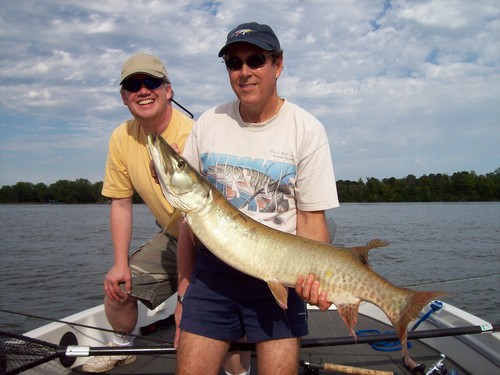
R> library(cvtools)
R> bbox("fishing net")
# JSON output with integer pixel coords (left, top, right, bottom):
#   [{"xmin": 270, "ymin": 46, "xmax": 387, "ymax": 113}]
[
  {"xmin": 0, "ymin": 332, "xmax": 59, "ymax": 375},
  {"xmin": 0, "ymin": 330, "xmax": 177, "ymax": 375}
]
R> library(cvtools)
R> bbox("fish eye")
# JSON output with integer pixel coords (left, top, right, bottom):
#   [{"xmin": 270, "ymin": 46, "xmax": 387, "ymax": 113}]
[{"xmin": 177, "ymin": 160, "xmax": 185, "ymax": 168}]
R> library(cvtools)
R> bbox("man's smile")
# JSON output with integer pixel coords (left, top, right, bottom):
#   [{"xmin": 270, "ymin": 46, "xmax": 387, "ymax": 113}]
[{"xmin": 138, "ymin": 99, "xmax": 155, "ymax": 105}]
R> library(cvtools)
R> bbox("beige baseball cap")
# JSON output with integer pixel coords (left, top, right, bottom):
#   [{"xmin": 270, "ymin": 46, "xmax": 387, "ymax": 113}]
[{"xmin": 120, "ymin": 53, "xmax": 168, "ymax": 84}]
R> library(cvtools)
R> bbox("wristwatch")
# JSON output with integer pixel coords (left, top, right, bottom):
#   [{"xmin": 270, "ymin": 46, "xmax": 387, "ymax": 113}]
[{"xmin": 177, "ymin": 294, "xmax": 184, "ymax": 304}]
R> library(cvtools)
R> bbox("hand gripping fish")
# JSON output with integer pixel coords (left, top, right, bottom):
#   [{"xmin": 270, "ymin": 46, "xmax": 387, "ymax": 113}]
[{"xmin": 147, "ymin": 134, "xmax": 444, "ymax": 370}]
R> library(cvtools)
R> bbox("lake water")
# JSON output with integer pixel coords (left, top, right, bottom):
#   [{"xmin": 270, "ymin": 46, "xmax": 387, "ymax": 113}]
[{"xmin": 0, "ymin": 202, "xmax": 499, "ymax": 334}]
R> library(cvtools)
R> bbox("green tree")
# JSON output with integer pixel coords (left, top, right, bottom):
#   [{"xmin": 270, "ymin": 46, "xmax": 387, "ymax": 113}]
[
  {"xmin": 0, "ymin": 185, "xmax": 15, "ymax": 203},
  {"xmin": 428, "ymin": 173, "xmax": 451, "ymax": 201},
  {"xmin": 13, "ymin": 182, "xmax": 36, "ymax": 203},
  {"xmin": 381, "ymin": 177, "xmax": 405, "ymax": 202},
  {"xmin": 91, "ymin": 181, "xmax": 107, "ymax": 203},
  {"xmin": 404, "ymin": 174, "xmax": 417, "ymax": 201},
  {"xmin": 365, "ymin": 177, "xmax": 382, "ymax": 202},
  {"xmin": 33, "ymin": 183, "xmax": 52, "ymax": 202},
  {"xmin": 73, "ymin": 178, "xmax": 95, "ymax": 203},
  {"xmin": 451, "ymin": 171, "xmax": 476, "ymax": 200},
  {"xmin": 491, "ymin": 168, "xmax": 500, "ymax": 200},
  {"xmin": 416, "ymin": 175, "xmax": 432, "ymax": 201},
  {"xmin": 50, "ymin": 180, "xmax": 78, "ymax": 203}
]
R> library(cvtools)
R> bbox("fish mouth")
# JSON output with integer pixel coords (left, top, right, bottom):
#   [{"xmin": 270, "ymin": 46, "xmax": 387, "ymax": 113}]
[
  {"xmin": 148, "ymin": 134, "xmax": 170, "ymax": 172},
  {"xmin": 151, "ymin": 134, "xmax": 181, "ymax": 178},
  {"xmin": 148, "ymin": 133, "xmax": 212, "ymax": 212}
]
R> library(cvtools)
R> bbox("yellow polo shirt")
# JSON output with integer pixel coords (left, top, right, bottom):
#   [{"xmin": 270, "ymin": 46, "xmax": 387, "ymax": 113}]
[{"xmin": 102, "ymin": 109, "xmax": 194, "ymax": 236}]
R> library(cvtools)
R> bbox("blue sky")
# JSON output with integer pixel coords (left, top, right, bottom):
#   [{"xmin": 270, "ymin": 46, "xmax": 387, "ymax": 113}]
[{"xmin": 0, "ymin": 0, "xmax": 499, "ymax": 186}]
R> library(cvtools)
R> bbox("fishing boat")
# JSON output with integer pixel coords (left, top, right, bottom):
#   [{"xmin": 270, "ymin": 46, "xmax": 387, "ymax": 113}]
[{"xmin": 1, "ymin": 290, "xmax": 499, "ymax": 375}]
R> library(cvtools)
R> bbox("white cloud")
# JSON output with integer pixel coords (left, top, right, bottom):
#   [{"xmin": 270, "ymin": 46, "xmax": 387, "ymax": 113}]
[{"xmin": 0, "ymin": 0, "xmax": 499, "ymax": 185}]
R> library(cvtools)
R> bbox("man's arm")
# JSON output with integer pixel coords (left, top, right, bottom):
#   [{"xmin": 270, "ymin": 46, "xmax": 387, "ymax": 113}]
[
  {"xmin": 296, "ymin": 209, "xmax": 330, "ymax": 242},
  {"xmin": 104, "ymin": 197, "xmax": 133, "ymax": 301},
  {"xmin": 174, "ymin": 218, "xmax": 195, "ymax": 347},
  {"xmin": 295, "ymin": 209, "xmax": 332, "ymax": 310},
  {"xmin": 176, "ymin": 218, "xmax": 195, "ymax": 298}
]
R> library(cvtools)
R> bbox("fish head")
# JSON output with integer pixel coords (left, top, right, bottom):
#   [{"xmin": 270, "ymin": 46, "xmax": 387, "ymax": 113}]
[{"xmin": 147, "ymin": 133, "xmax": 210, "ymax": 212}]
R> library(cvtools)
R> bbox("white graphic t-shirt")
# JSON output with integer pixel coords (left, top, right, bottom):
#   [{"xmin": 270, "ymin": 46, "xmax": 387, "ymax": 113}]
[{"xmin": 182, "ymin": 100, "xmax": 339, "ymax": 234}]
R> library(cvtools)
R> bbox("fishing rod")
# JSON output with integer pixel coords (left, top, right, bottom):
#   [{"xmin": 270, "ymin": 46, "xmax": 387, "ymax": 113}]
[
  {"xmin": 0, "ymin": 324, "xmax": 495, "ymax": 375},
  {"xmin": 0, "ymin": 309, "xmax": 171, "ymax": 345},
  {"xmin": 0, "ymin": 332, "xmax": 381, "ymax": 375},
  {"xmin": 1, "ymin": 324, "xmax": 497, "ymax": 375},
  {"xmin": 231, "ymin": 323, "xmax": 499, "ymax": 351},
  {"xmin": 1, "ymin": 323, "xmax": 497, "ymax": 358},
  {"xmin": 300, "ymin": 360, "xmax": 395, "ymax": 375},
  {"xmin": 402, "ymin": 272, "xmax": 500, "ymax": 288}
]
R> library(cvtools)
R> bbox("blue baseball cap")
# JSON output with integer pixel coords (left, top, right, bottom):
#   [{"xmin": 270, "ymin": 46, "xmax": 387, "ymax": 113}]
[{"xmin": 218, "ymin": 22, "xmax": 281, "ymax": 57}]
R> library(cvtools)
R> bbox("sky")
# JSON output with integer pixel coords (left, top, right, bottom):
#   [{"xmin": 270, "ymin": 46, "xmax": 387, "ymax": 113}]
[{"xmin": 0, "ymin": 0, "xmax": 499, "ymax": 186}]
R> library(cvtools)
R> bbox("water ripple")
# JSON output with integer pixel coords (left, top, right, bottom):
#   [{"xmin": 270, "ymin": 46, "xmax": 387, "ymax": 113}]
[{"xmin": 1, "ymin": 202, "xmax": 499, "ymax": 334}]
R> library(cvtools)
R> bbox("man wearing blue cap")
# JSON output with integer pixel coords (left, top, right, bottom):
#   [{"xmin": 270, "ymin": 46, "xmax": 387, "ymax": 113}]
[{"xmin": 176, "ymin": 22, "xmax": 339, "ymax": 374}]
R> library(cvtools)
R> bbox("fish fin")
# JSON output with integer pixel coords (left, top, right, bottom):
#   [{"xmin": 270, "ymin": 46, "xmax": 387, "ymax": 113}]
[
  {"xmin": 392, "ymin": 290, "xmax": 446, "ymax": 370},
  {"xmin": 336, "ymin": 302, "xmax": 361, "ymax": 337},
  {"xmin": 349, "ymin": 239, "xmax": 389, "ymax": 266},
  {"xmin": 267, "ymin": 281, "xmax": 289, "ymax": 310}
]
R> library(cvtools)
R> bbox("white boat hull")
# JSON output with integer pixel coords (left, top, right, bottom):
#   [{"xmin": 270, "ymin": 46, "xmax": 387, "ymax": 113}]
[
  {"xmin": 19, "ymin": 295, "xmax": 499, "ymax": 375},
  {"xmin": 23, "ymin": 295, "xmax": 177, "ymax": 371}
]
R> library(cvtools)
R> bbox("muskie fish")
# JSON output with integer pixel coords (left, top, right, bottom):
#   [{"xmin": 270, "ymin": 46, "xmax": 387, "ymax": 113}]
[{"xmin": 147, "ymin": 134, "xmax": 444, "ymax": 370}]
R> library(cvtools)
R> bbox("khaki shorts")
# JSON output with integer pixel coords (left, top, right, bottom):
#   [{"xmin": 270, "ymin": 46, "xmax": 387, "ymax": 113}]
[{"xmin": 127, "ymin": 232, "xmax": 178, "ymax": 309}]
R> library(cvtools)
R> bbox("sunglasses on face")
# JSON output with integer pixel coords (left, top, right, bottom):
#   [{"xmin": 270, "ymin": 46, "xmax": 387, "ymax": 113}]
[
  {"xmin": 122, "ymin": 77, "xmax": 165, "ymax": 92},
  {"xmin": 223, "ymin": 53, "xmax": 273, "ymax": 71}
]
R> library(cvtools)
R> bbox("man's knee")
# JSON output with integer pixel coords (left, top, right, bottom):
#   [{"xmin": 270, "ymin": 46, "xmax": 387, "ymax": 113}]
[{"xmin": 104, "ymin": 294, "xmax": 138, "ymax": 312}]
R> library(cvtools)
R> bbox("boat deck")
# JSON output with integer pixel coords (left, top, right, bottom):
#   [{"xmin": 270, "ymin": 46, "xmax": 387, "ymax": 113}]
[{"xmin": 24, "ymin": 309, "xmax": 469, "ymax": 375}]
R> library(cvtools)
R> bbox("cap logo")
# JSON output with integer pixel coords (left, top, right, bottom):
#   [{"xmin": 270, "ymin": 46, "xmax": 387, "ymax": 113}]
[{"xmin": 232, "ymin": 28, "xmax": 254, "ymax": 38}]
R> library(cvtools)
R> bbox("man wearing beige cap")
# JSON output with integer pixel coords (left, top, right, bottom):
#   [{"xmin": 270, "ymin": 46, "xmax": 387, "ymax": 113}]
[{"xmin": 82, "ymin": 52, "xmax": 194, "ymax": 373}]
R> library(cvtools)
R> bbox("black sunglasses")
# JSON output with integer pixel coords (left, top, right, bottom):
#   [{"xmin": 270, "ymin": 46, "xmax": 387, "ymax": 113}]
[
  {"xmin": 122, "ymin": 77, "xmax": 165, "ymax": 92},
  {"xmin": 223, "ymin": 53, "xmax": 272, "ymax": 71}
]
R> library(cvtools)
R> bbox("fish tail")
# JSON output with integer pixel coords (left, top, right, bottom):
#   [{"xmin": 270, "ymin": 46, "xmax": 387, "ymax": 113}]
[{"xmin": 393, "ymin": 290, "xmax": 446, "ymax": 369}]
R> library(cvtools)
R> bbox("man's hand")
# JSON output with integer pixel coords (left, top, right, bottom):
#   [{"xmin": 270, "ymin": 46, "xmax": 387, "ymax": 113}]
[
  {"xmin": 104, "ymin": 264, "xmax": 132, "ymax": 302},
  {"xmin": 295, "ymin": 274, "xmax": 331, "ymax": 311}
]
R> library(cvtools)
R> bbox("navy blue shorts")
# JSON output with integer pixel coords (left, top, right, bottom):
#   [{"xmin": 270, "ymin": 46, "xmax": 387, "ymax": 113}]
[{"xmin": 180, "ymin": 245, "xmax": 308, "ymax": 342}]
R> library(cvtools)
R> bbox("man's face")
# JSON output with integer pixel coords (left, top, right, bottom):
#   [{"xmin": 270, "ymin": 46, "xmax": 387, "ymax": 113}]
[
  {"xmin": 225, "ymin": 43, "xmax": 283, "ymax": 109},
  {"xmin": 121, "ymin": 74, "xmax": 172, "ymax": 123}
]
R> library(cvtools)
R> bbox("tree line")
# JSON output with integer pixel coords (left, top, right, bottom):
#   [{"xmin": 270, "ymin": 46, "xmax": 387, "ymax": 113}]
[
  {"xmin": 0, "ymin": 169, "xmax": 499, "ymax": 204},
  {"xmin": 337, "ymin": 169, "xmax": 499, "ymax": 202},
  {"xmin": 0, "ymin": 179, "xmax": 143, "ymax": 204}
]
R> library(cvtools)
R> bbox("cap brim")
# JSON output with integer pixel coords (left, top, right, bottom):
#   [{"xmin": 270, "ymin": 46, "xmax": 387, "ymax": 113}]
[
  {"xmin": 119, "ymin": 70, "xmax": 165, "ymax": 84},
  {"xmin": 218, "ymin": 40, "xmax": 274, "ymax": 57}
]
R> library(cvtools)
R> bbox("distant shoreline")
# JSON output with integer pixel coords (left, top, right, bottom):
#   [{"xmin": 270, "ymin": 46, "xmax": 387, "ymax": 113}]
[{"xmin": 1, "ymin": 168, "xmax": 499, "ymax": 204}]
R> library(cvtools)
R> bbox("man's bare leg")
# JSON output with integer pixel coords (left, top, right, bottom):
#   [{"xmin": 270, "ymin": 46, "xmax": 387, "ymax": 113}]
[
  {"xmin": 177, "ymin": 331, "xmax": 230, "ymax": 375},
  {"xmin": 255, "ymin": 337, "xmax": 300, "ymax": 375}
]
